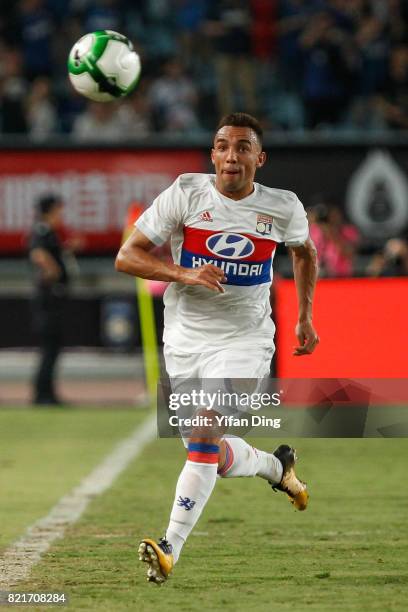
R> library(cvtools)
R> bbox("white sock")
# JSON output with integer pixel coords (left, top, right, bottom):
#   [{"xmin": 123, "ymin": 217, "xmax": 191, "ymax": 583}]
[
  {"xmin": 165, "ymin": 442, "xmax": 219, "ymax": 563},
  {"xmin": 218, "ymin": 437, "xmax": 283, "ymax": 483}
]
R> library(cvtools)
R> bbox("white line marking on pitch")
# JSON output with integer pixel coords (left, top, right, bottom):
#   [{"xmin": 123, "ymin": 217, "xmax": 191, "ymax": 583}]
[{"xmin": 0, "ymin": 415, "xmax": 156, "ymax": 588}]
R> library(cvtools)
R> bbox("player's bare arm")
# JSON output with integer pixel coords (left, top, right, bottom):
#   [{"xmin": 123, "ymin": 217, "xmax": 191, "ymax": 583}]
[
  {"xmin": 116, "ymin": 228, "xmax": 226, "ymax": 293},
  {"xmin": 290, "ymin": 238, "xmax": 319, "ymax": 356}
]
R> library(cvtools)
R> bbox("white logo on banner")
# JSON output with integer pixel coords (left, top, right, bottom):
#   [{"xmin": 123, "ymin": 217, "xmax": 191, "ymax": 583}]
[
  {"xmin": 0, "ymin": 173, "xmax": 172, "ymax": 231},
  {"xmin": 346, "ymin": 150, "xmax": 408, "ymax": 238}
]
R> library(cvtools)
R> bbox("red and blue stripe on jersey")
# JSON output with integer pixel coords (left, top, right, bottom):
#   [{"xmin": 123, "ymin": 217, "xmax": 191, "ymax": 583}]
[{"xmin": 180, "ymin": 227, "xmax": 276, "ymax": 286}]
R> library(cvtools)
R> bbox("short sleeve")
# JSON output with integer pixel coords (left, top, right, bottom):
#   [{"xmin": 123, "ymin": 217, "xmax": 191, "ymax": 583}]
[
  {"xmin": 284, "ymin": 197, "xmax": 309, "ymax": 247},
  {"xmin": 135, "ymin": 177, "xmax": 186, "ymax": 246}
]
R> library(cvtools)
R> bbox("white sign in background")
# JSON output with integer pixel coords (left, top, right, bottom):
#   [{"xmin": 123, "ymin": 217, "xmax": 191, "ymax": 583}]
[{"xmin": 0, "ymin": 172, "xmax": 172, "ymax": 232}]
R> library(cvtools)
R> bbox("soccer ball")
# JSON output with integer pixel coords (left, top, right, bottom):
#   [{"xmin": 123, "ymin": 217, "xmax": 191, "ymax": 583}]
[{"xmin": 68, "ymin": 30, "xmax": 141, "ymax": 102}]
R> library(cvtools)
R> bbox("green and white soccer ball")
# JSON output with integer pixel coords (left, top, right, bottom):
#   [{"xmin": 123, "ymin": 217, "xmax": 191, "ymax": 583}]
[{"xmin": 68, "ymin": 30, "xmax": 141, "ymax": 102}]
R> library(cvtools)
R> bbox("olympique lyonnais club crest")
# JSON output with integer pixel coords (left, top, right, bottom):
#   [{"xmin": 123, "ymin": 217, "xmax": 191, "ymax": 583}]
[{"xmin": 256, "ymin": 214, "xmax": 273, "ymax": 235}]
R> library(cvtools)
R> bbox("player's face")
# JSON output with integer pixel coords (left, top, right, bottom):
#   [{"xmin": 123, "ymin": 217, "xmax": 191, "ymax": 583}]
[
  {"xmin": 211, "ymin": 126, "xmax": 266, "ymax": 200},
  {"xmin": 48, "ymin": 204, "xmax": 64, "ymax": 229}
]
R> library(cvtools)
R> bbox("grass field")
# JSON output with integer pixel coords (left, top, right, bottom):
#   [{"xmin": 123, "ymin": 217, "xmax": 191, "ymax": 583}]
[{"xmin": 1, "ymin": 407, "xmax": 408, "ymax": 611}]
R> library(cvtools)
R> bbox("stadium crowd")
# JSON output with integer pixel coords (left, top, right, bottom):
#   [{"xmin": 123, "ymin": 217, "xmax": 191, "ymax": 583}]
[
  {"xmin": 1, "ymin": 0, "xmax": 408, "ymax": 138},
  {"xmin": 306, "ymin": 200, "xmax": 408, "ymax": 277}
]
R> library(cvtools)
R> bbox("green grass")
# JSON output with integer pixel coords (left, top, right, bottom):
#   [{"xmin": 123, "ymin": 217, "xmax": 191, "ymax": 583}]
[
  {"xmin": 2, "ymin": 419, "xmax": 406, "ymax": 612},
  {"xmin": 0, "ymin": 407, "xmax": 148, "ymax": 551}
]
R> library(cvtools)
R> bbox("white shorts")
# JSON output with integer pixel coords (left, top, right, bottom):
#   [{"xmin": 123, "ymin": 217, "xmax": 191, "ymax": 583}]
[
  {"xmin": 163, "ymin": 344, "xmax": 275, "ymax": 443},
  {"xmin": 164, "ymin": 344, "xmax": 274, "ymax": 379}
]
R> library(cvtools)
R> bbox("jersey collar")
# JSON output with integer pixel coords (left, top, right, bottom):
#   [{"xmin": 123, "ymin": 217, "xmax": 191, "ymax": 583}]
[{"xmin": 209, "ymin": 174, "xmax": 259, "ymax": 205}]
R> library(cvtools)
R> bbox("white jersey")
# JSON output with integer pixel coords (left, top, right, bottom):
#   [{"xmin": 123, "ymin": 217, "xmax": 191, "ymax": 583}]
[{"xmin": 136, "ymin": 173, "xmax": 308, "ymax": 353}]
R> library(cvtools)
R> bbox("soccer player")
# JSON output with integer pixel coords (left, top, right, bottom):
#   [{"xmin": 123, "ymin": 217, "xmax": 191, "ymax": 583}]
[{"xmin": 116, "ymin": 113, "xmax": 319, "ymax": 584}]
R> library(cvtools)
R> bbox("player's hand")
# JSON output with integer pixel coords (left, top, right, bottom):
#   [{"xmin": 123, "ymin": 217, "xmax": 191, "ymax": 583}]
[
  {"xmin": 179, "ymin": 264, "xmax": 227, "ymax": 293},
  {"xmin": 293, "ymin": 320, "xmax": 319, "ymax": 356},
  {"xmin": 41, "ymin": 263, "xmax": 61, "ymax": 283}
]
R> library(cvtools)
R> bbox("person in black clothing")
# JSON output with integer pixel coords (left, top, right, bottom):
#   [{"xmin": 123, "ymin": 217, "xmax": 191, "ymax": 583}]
[
  {"xmin": 29, "ymin": 194, "xmax": 69, "ymax": 405},
  {"xmin": 205, "ymin": 0, "xmax": 257, "ymax": 117},
  {"xmin": 376, "ymin": 44, "xmax": 408, "ymax": 129}
]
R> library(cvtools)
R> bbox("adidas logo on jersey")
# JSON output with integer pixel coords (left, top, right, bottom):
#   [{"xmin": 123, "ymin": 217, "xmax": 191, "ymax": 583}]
[{"xmin": 199, "ymin": 211, "xmax": 213, "ymax": 222}]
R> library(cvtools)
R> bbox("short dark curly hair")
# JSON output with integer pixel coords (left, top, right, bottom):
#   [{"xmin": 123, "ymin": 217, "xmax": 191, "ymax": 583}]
[
  {"xmin": 36, "ymin": 194, "xmax": 63, "ymax": 216},
  {"xmin": 216, "ymin": 112, "xmax": 263, "ymax": 146}
]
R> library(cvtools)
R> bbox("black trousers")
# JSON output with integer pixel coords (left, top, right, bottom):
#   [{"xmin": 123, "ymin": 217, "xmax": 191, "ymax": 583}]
[{"xmin": 31, "ymin": 291, "xmax": 66, "ymax": 402}]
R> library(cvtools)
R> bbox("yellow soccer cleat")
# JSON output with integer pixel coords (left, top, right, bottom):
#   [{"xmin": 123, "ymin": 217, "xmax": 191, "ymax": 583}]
[
  {"xmin": 138, "ymin": 537, "xmax": 174, "ymax": 585},
  {"xmin": 270, "ymin": 445, "xmax": 309, "ymax": 511}
]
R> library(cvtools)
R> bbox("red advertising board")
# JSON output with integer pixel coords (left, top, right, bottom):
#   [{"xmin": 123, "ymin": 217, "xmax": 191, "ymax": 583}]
[
  {"xmin": 275, "ymin": 277, "xmax": 408, "ymax": 378},
  {"xmin": 0, "ymin": 150, "xmax": 206, "ymax": 253}
]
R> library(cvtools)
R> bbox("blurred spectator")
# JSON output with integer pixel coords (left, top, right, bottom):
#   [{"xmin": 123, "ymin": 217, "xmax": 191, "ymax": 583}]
[
  {"xmin": 148, "ymin": 57, "xmax": 201, "ymax": 132},
  {"xmin": 251, "ymin": 0, "xmax": 278, "ymax": 62},
  {"xmin": 0, "ymin": 47, "xmax": 28, "ymax": 133},
  {"xmin": 354, "ymin": 5, "xmax": 388, "ymax": 96},
  {"xmin": 300, "ymin": 10, "xmax": 359, "ymax": 128},
  {"xmin": 343, "ymin": 3, "xmax": 389, "ymax": 130},
  {"xmin": 174, "ymin": 0, "xmax": 208, "ymax": 61},
  {"xmin": 376, "ymin": 44, "xmax": 408, "ymax": 129},
  {"xmin": 205, "ymin": 0, "xmax": 257, "ymax": 116},
  {"xmin": 72, "ymin": 100, "xmax": 141, "ymax": 140},
  {"xmin": 385, "ymin": 0, "xmax": 408, "ymax": 46},
  {"xmin": 140, "ymin": 0, "xmax": 177, "ymax": 59},
  {"xmin": 119, "ymin": 87, "xmax": 152, "ymax": 137},
  {"xmin": 18, "ymin": 0, "xmax": 53, "ymax": 80},
  {"xmin": 0, "ymin": 2, "xmax": 19, "ymax": 46},
  {"xmin": 26, "ymin": 76, "xmax": 58, "ymax": 139},
  {"xmin": 366, "ymin": 237, "xmax": 408, "ymax": 276},
  {"xmin": 251, "ymin": 0, "xmax": 279, "ymax": 124},
  {"xmin": 84, "ymin": 0, "xmax": 122, "ymax": 33},
  {"xmin": 309, "ymin": 201, "xmax": 360, "ymax": 277},
  {"xmin": 277, "ymin": 0, "xmax": 314, "ymax": 92}
]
